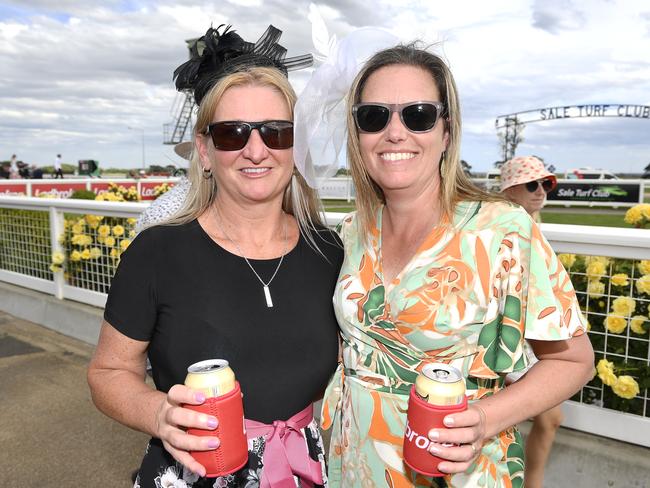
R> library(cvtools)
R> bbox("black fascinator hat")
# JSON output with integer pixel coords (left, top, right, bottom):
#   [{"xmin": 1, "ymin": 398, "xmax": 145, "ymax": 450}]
[{"xmin": 173, "ymin": 24, "xmax": 313, "ymax": 106}]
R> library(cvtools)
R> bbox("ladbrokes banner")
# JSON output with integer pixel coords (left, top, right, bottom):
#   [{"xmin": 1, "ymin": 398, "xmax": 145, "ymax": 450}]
[{"xmin": 0, "ymin": 178, "xmax": 177, "ymax": 200}]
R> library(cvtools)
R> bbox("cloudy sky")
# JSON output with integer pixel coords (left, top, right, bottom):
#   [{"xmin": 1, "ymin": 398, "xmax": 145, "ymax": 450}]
[{"xmin": 1, "ymin": 0, "xmax": 649, "ymax": 174}]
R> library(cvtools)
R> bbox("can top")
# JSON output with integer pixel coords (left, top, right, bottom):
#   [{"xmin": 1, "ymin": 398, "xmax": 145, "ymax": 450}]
[
  {"xmin": 421, "ymin": 363, "xmax": 462, "ymax": 384},
  {"xmin": 187, "ymin": 359, "xmax": 230, "ymax": 374}
]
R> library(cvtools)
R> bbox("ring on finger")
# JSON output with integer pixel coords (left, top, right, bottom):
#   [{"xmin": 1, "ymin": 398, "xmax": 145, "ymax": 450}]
[{"xmin": 469, "ymin": 443, "xmax": 477, "ymax": 456}]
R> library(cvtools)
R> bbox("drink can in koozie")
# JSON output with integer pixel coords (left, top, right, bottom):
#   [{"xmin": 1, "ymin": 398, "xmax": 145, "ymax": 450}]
[
  {"xmin": 184, "ymin": 359, "xmax": 248, "ymax": 477},
  {"xmin": 403, "ymin": 363, "xmax": 467, "ymax": 477}
]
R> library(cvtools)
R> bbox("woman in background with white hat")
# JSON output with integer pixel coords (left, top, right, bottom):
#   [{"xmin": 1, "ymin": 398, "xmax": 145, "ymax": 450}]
[{"xmin": 500, "ymin": 155, "xmax": 565, "ymax": 488}]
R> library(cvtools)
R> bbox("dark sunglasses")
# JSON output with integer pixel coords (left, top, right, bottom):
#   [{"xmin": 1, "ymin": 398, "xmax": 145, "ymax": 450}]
[
  {"xmin": 525, "ymin": 179, "xmax": 554, "ymax": 193},
  {"xmin": 352, "ymin": 101, "xmax": 445, "ymax": 133},
  {"xmin": 203, "ymin": 120, "xmax": 293, "ymax": 151}
]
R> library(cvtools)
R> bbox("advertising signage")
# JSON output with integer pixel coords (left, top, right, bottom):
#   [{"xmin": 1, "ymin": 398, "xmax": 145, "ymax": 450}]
[
  {"xmin": 0, "ymin": 178, "xmax": 178, "ymax": 201},
  {"xmin": 546, "ymin": 180, "xmax": 642, "ymax": 205}
]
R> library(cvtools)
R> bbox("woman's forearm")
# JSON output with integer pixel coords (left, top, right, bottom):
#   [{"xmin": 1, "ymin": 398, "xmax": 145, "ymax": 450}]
[
  {"xmin": 88, "ymin": 366, "xmax": 165, "ymax": 438},
  {"xmin": 478, "ymin": 335, "xmax": 594, "ymax": 438}
]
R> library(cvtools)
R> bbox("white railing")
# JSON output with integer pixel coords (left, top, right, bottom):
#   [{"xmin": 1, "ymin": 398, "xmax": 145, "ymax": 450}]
[
  {"xmin": 0, "ymin": 196, "xmax": 148, "ymax": 307},
  {"xmin": 1, "ymin": 197, "xmax": 650, "ymax": 447}
]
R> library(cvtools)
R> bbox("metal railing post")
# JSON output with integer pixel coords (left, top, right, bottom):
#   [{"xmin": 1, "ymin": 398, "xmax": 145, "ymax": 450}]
[{"xmin": 49, "ymin": 206, "xmax": 65, "ymax": 299}]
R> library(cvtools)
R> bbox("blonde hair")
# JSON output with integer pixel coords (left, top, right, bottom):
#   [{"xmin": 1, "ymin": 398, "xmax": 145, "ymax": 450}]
[
  {"xmin": 346, "ymin": 44, "xmax": 501, "ymax": 235},
  {"xmin": 166, "ymin": 67, "xmax": 325, "ymax": 245}
]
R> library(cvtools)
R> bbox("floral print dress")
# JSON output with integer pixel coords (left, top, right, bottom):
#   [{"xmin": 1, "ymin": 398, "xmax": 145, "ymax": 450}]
[
  {"xmin": 134, "ymin": 420, "xmax": 327, "ymax": 488},
  {"xmin": 321, "ymin": 201, "xmax": 586, "ymax": 488}
]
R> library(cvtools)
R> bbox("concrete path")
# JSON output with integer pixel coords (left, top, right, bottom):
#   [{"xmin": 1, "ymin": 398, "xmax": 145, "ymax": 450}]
[
  {"xmin": 1, "ymin": 298, "xmax": 649, "ymax": 488},
  {"xmin": 0, "ymin": 310, "xmax": 147, "ymax": 487}
]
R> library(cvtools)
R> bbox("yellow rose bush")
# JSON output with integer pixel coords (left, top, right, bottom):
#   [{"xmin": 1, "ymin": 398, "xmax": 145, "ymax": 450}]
[
  {"xmin": 624, "ymin": 203, "xmax": 650, "ymax": 228},
  {"xmin": 565, "ymin": 253, "xmax": 650, "ymax": 415}
]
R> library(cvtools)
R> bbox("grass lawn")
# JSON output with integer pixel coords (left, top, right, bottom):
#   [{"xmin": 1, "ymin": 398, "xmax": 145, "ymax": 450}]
[{"xmin": 540, "ymin": 211, "xmax": 632, "ymax": 228}]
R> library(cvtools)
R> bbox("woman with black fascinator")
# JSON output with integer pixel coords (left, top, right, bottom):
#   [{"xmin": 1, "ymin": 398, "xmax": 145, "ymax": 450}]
[{"xmin": 88, "ymin": 25, "xmax": 342, "ymax": 487}]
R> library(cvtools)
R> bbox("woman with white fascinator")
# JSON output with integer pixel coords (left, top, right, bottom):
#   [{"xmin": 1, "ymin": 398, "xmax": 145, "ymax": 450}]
[
  {"xmin": 88, "ymin": 24, "xmax": 342, "ymax": 488},
  {"xmin": 294, "ymin": 13, "xmax": 593, "ymax": 487}
]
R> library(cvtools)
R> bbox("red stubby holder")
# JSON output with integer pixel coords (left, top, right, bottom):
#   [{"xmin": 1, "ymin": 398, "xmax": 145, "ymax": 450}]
[
  {"xmin": 403, "ymin": 386, "xmax": 468, "ymax": 477},
  {"xmin": 184, "ymin": 381, "xmax": 248, "ymax": 477}
]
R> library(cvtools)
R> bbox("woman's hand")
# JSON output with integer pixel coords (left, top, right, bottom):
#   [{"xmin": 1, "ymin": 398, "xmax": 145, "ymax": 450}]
[
  {"xmin": 155, "ymin": 384, "xmax": 220, "ymax": 477},
  {"xmin": 426, "ymin": 403, "xmax": 487, "ymax": 474}
]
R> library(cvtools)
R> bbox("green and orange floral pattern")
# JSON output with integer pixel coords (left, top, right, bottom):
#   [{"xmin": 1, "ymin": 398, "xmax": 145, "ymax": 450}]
[{"xmin": 322, "ymin": 201, "xmax": 586, "ymax": 487}]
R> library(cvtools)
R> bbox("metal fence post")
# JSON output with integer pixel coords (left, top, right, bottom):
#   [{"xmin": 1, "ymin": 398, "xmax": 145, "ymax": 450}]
[{"xmin": 49, "ymin": 206, "xmax": 65, "ymax": 299}]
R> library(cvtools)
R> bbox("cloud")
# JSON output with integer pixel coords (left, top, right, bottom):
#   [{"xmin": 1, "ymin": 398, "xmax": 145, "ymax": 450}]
[
  {"xmin": 532, "ymin": 0, "xmax": 587, "ymax": 34},
  {"xmin": 0, "ymin": 0, "xmax": 649, "ymax": 174}
]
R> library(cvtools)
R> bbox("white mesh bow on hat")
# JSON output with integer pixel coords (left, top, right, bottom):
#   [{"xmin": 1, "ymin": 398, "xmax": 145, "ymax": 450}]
[{"xmin": 293, "ymin": 4, "xmax": 399, "ymax": 188}]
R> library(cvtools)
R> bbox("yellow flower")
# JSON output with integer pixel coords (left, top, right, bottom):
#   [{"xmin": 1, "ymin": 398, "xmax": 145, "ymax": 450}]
[
  {"xmin": 110, "ymin": 248, "xmax": 120, "ymax": 259},
  {"xmin": 71, "ymin": 223, "xmax": 84, "ymax": 235},
  {"xmin": 112, "ymin": 225, "xmax": 125, "ymax": 237},
  {"xmin": 636, "ymin": 275, "xmax": 650, "ymax": 295},
  {"xmin": 586, "ymin": 261, "xmax": 606, "ymax": 279},
  {"xmin": 584, "ymin": 255, "xmax": 610, "ymax": 267},
  {"xmin": 596, "ymin": 359, "xmax": 617, "ymax": 386},
  {"xmin": 610, "ymin": 273, "xmax": 629, "ymax": 287},
  {"xmin": 97, "ymin": 224, "xmax": 111, "ymax": 237},
  {"xmin": 71, "ymin": 234, "xmax": 93, "ymax": 246},
  {"xmin": 89, "ymin": 247, "xmax": 102, "ymax": 259},
  {"xmin": 80, "ymin": 248, "xmax": 91, "ymax": 260},
  {"xmin": 558, "ymin": 254, "xmax": 576, "ymax": 269},
  {"xmin": 129, "ymin": 230, "xmax": 136, "ymax": 238},
  {"xmin": 630, "ymin": 316, "xmax": 648, "ymax": 335},
  {"xmin": 49, "ymin": 264, "xmax": 62, "ymax": 273},
  {"xmin": 104, "ymin": 236, "xmax": 116, "ymax": 247},
  {"xmin": 624, "ymin": 205, "xmax": 643, "ymax": 225},
  {"xmin": 70, "ymin": 250, "xmax": 82, "ymax": 262},
  {"xmin": 605, "ymin": 315, "xmax": 627, "ymax": 334},
  {"xmin": 127, "ymin": 218, "xmax": 137, "ymax": 225},
  {"xmin": 120, "ymin": 239, "xmax": 131, "ymax": 251},
  {"xmin": 638, "ymin": 260, "xmax": 650, "ymax": 276},
  {"xmin": 611, "ymin": 296, "xmax": 636, "ymax": 317},
  {"xmin": 641, "ymin": 203, "xmax": 650, "ymax": 219},
  {"xmin": 85, "ymin": 214, "xmax": 102, "ymax": 228},
  {"xmin": 587, "ymin": 280, "xmax": 605, "ymax": 298},
  {"xmin": 612, "ymin": 375, "xmax": 640, "ymax": 399},
  {"xmin": 51, "ymin": 251, "xmax": 65, "ymax": 265}
]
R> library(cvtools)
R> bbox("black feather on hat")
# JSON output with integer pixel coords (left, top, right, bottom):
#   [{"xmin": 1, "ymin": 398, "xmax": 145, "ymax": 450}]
[{"xmin": 173, "ymin": 24, "xmax": 312, "ymax": 105}]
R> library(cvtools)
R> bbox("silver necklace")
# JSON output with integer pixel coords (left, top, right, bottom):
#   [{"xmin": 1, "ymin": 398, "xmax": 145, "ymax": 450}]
[{"xmin": 213, "ymin": 207, "xmax": 287, "ymax": 308}]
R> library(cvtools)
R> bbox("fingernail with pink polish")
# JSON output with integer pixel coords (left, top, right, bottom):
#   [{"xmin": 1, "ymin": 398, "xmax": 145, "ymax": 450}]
[
  {"xmin": 444, "ymin": 416, "xmax": 455, "ymax": 427},
  {"xmin": 428, "ymin": 429, "xmax": 440, "ymax": 440},
  {"xmin": 195, "ymin": 392, "xmax": 206, "ymax": 403},
  {"xmin": 207, "ymin": 417, "xmax": 218, "ymax": 429},
  {"xmin": 207, "ymin": 439, "xmax": 220, "ymax": 449}
]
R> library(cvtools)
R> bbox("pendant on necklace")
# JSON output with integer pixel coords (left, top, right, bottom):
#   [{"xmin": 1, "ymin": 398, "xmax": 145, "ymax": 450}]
[{"xmin": 263, "ymin": 285, "xmax": 273, "ymax": 308}]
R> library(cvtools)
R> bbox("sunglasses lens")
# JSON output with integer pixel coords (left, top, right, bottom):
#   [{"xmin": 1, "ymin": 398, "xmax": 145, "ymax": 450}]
[
  {"xmin": 542, "ymin": 179, "xmax": 554, "ymax": 192},
  {"xmin": 525, "ymin": 181, "xmax": 538, "ymax": 192},
  {"xmin": 260, "ymin": 121, "xmax": 294, "ymax": 149},
  {"xmin": 402, "ymin": 103, "xmax": 439, "ymax": 132},
  {"xmin": 209, "ymin": 122, "xmax": 250, "ymax": 151},
  {"xmin": 355, "ymin": 105, "xmax": 390, "ymax": 132}
]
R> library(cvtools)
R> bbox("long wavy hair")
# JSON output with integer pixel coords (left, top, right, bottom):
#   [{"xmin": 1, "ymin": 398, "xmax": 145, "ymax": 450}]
[
  {"xmin": 166, "ymin": 67, "xmax": 325, "ymax": 246},
  {"xmin": 346, "ymin": 44, "xmax": 500, "ymax": 235}
]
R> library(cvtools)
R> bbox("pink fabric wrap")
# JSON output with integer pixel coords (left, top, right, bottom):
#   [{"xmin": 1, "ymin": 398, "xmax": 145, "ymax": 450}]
[{"xmin": 245, "ymin": 404, "xmax": 324, "ymax": 488}]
